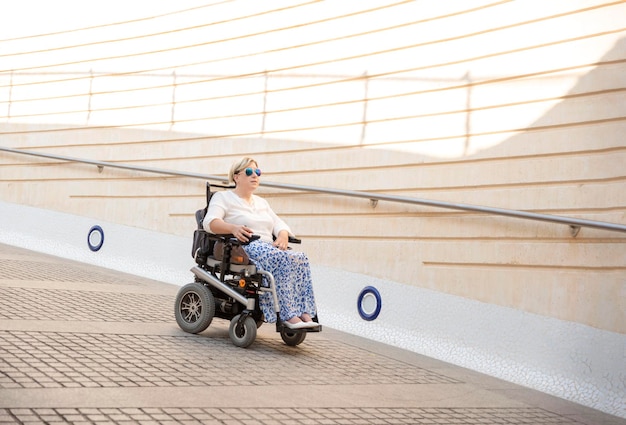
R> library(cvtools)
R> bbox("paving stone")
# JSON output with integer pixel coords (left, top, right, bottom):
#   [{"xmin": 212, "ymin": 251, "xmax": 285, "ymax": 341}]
[
  {"xmin": 0, "ymin": 287, "xmax": 172, "ymax": 322},
  {"xmin": 0, "ymin": 329, "xmax": 458, "ymax": 389}
]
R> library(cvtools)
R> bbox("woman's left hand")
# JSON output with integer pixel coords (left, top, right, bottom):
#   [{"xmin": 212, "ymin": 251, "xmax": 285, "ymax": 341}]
[{"xmin": 273, "ymin": 231, "xmax": 289, "ymax": 250}]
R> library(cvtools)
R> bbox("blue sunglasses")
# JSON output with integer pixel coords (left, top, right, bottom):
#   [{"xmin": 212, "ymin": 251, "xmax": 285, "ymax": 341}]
[{"xmin": 239, "ymin": 167, "xmax": 261, "ymax": 177}]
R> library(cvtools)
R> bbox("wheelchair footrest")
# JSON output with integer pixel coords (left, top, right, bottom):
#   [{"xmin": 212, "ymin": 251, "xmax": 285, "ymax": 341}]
[{"xmin": 276, "ymin": 322, "xmax": 322, "ymax": 333}]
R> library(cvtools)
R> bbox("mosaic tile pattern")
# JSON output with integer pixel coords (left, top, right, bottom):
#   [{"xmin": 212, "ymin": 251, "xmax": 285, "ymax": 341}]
[
  {"xmin": 0, "ymin": 331, "xmax": 459, "ymax": 389},
  {"xmin": 0, "ymin": 407, "xmax": 583, "ymax": 424}
]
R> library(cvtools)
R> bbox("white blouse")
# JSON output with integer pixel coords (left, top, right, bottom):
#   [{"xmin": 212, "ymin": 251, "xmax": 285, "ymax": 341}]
[{"xmin": 203, "ymin": 190, "xmax": 293, "ymax": 243}]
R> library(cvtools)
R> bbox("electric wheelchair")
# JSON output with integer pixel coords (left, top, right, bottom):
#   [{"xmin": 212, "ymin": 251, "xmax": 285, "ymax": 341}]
[{"xmin": 174, "ymin": 183, "xmax": 321, "ymax": 348}]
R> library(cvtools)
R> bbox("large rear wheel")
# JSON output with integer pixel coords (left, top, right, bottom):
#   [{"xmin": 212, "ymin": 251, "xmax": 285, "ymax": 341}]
[{"xmin": 175, "ymin": 283, "xmax": 215, "ymax": 334}]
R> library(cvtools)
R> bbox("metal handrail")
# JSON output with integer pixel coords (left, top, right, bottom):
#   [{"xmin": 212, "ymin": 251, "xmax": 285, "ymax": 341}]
[{"xmin": 2, "ymin": 145, "xmax": 625, "ymax": 234}]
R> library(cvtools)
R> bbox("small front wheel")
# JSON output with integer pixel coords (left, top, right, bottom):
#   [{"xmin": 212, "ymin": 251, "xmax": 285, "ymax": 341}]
[
  {"xmin": 280, "ymin": 329, "xmax": 307, "ymax": 346},
  {"xmin": 229, "ymin": 314, "xmax": 257, "ymax": 348},
  {"xmin": 175, "ymin": 283, "xmax": 215, "ymax": 334}
]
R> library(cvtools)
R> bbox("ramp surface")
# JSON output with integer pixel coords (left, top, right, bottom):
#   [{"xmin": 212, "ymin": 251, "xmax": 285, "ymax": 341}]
[{"xmin": 0, "ymin": 244, "xmax": 623, "ymax": 424}]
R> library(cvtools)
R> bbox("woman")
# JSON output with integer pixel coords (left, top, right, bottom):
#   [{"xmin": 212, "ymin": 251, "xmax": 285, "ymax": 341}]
[{"xmin": 203, "ymin": 157, "xmax": 318, "ymax": 329}]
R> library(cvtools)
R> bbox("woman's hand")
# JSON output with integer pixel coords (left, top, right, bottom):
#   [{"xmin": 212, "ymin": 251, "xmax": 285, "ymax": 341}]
[
  {"xmin": 209, "ymin": 219, "xmax": 253, "ymax": 242},
  {"xmin": 273, "ymin": 230, "xmax": 289, "ymax": 250},
  {"xmin": 234, "ymin": 224, "xmax": 253, "ymax": 242}
]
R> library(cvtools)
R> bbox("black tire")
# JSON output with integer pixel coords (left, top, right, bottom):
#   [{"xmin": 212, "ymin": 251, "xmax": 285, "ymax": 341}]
[
  {"xmin": 175, "ymin": 283, "xmax": 215, "ymax": 334},
  {"xmin": 280, "ymin": 328, "xmax": 307, "ymax": 346},
  {"xmin": 229, "ymin": 314, "xmax": 257, "ymax": 348}
]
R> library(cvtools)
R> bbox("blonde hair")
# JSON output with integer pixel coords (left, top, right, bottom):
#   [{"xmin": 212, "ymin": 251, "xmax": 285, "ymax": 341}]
[{"xmin": 229, "ymin": 157, "xmax": 258, "ymax": 184}]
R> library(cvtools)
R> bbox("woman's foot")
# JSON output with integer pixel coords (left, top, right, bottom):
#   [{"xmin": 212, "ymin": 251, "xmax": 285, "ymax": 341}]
[
  {"xmin": 299, "ymin": 313, "xmax": 319, "ymax": 328},
  {"xmin": 283, "ymin": 317, "xmax": 310, "ymax": 329}
]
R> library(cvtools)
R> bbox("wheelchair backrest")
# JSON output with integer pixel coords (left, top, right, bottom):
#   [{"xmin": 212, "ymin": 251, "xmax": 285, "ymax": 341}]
[
  {"xmin": 195, "ymin": 182, "xmax": 214, "ymax": 229},
  {"xmin": 191, "ymin": 182, "xmax": 215, "ymax": 262}
]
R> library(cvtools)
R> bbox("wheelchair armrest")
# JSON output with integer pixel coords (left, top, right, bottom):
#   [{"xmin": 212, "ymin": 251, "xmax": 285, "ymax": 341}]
[
  {"xmin": 213, "ymin": 233, "xmax": 260, "ymax": 245},
  {"xmin": 273, "ymin": 234, "xmax": 302, "ymax": 244}
]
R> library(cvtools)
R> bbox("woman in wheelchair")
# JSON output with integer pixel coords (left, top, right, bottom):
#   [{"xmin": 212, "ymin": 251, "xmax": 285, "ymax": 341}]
[{"xmin": 203, "ymin": 157, "xmax": 319, "ymax": 330}]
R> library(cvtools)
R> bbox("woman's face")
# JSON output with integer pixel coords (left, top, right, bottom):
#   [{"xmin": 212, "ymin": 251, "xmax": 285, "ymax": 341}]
[{"xmin": 234, "ymin": 162, "xmax": 260, "ymax": 191}]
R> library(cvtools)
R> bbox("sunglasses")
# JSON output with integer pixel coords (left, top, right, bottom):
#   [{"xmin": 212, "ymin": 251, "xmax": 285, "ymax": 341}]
[{"xmin": 238, "ymin": 167, "xmax": 262, "ymax": 177}]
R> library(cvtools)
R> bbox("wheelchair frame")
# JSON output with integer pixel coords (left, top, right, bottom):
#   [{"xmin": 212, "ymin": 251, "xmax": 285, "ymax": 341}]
[{"xmin": 174, "ymin": 182, "xmax": 321, "ymax": 348}]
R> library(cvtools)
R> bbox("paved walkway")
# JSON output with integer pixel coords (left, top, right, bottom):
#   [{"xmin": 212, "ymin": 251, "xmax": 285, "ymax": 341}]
[{"xmin": 0, "ymin": 243, "xmax": 623, "ymax": 425}]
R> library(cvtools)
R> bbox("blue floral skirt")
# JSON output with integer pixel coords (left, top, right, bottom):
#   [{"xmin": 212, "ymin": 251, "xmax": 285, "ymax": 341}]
[{"xmin": 243, "ymin": 240, "xmax": 317, "ymax": 323}]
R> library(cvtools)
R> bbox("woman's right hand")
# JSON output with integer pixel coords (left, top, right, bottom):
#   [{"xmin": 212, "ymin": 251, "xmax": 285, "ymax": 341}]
[
  {"xmin": 233, "ymin": 224, "xmax": 253, "ymax": 242},
  {"xmin": 209, "ymin": 219, "xmax": 253, "ymax": 242}
]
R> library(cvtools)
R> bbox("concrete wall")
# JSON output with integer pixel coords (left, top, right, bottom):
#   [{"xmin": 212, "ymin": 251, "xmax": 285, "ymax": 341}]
[{"xmin": 1, "ymin": 0, "xmax": 625, "ymax": 417}]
